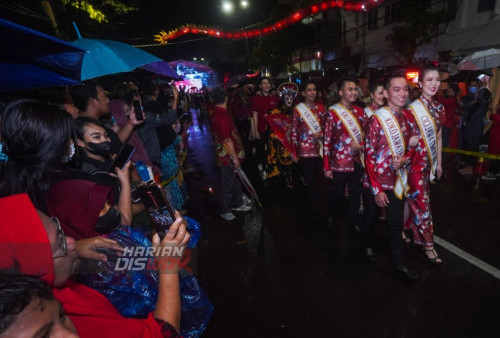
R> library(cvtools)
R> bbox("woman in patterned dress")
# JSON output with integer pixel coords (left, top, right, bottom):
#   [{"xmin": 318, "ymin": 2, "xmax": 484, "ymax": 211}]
[{"xmin": 405, "ymin": 65, "xmax": 444, "ymax": 264}]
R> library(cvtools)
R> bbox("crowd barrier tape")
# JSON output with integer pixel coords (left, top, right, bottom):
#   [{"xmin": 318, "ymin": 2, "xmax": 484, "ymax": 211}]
[{"xmin": 442, "ymin": 147, "xmax": 500, "ymax": 160}]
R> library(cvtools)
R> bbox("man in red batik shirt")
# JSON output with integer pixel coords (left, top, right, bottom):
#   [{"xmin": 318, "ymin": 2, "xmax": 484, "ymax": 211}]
[
  {"xmin": 324, "ymin": 78, "xmax": 365, "ymax": 233},
  {"xmin": 291, "ymin": 81, "xmax": 325, "ymax": 208},
  {"xmin": 250, "ymin": 77, "xmax": 279, "ymax": 178},
  {"xmin": 362, "ymin": 71, "xmax": 419, "ymax": 280},
  {"xmin": 210, "ymin": 88, "xmax": 251, "ymax": 221}
]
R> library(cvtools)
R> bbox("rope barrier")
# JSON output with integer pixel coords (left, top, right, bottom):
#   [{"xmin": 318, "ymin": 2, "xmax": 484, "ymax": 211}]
[{"xmin": 442, "ymin": 147, "xmax": 500, "ymax": 160}]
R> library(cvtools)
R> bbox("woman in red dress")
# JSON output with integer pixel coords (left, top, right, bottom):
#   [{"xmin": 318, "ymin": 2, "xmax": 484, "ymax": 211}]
[{"xmin": 405, "ymin": 65, "xmax": 445, "ymax": 264}]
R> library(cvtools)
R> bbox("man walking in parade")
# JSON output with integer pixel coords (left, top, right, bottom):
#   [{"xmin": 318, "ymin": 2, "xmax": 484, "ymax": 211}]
[
  {"xmin": 324, "ymin": 78, "xmax": 365, "ymax": 232},
  {"xmin": 362, "ymin": 71, "xmax": 419, "ymax": 280}
]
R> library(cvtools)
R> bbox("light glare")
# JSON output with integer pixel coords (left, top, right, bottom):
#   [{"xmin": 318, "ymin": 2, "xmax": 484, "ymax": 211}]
[{"xmin": 222, "ymin": 1, "xmax": 233, "ymax": 13}]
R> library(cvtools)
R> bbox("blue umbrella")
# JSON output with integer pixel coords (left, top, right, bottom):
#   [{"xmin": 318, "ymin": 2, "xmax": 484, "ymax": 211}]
[
  {"xmin": 71, "ymin": 38, "xmax": 161, "ymax": 81},
  {"xmin": 0, "ymin": 64, "xmax": 79, "ymax": 92},
  {"xmin": 139, "ymin": 60, "xmax": 182, "ymax": 79},
  {"xmin": 0, "ymin": 18, "xmax": 85, "ymax": 92}
]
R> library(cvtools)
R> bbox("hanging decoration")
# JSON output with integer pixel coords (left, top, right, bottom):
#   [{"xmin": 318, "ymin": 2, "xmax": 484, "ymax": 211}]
[{"xmin": 154, "ymin": 0, "xmax": 385, "ymax": 45}]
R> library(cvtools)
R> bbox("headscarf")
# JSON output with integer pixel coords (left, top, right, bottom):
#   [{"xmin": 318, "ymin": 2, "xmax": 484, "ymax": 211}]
[
  {"xmin": 0, "ymin": 193, "xmax": 54, "ymax": 285},
  {"xmin": 46, "ymin": 179, "xmax": 114, "ymax": 240}
]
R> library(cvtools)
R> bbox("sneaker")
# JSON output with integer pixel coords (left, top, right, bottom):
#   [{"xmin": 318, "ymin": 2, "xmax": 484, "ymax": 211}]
[
  {"xmin": 481, "ymin": 173, "xmax": 497, "ymax": 181},
  {"xmin": 221, "ymin": 212, "xmax": 236, "ymax": 221},
  {"xmin": 232, "ymin": 204, "xmax": 251, "ymax": 212}
]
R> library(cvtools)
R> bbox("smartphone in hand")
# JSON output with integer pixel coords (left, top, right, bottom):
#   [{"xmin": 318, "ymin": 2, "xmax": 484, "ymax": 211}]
[
  {"xmin": 108, "ymin": 144, "xmax": 135, "ymax": 172},
  {"xmin": 133, "ymin": 100, "xmax": 144, "ymax": 121}
]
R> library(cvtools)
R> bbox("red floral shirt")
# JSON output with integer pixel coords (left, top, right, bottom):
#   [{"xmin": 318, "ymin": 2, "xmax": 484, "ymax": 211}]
[
  {"xmin": 291, "ymin": 102, "xmax": 326, "ymax": 158},
  {"xmin": 210, "ymin": 106, "xmax": 245, "ymax": 167},
  {"xmin": 363, "ymin": 106, "xmax": 417, "ymax": 195},
  {"xmin": 323, "ymin": 104, "xmax": 365, "ymax": 172}
]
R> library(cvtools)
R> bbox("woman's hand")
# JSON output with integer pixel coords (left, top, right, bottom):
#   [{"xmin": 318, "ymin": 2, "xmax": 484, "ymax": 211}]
[
  {"xmin": 436, "ymin": 165, "xmax": 443, "ymax": 179},
  {"xmin": 114, "ymin": 161, "xmax": 131, "ymax": 185},
  {"xmin": 75, "ymin": 236, "xmax": 124, "ymax": 262}
]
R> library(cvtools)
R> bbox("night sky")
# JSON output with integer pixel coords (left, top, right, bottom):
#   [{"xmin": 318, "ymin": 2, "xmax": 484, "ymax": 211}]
[{"xmin": 0, "ymin": 0, "xmax": 280, "ymax": 62}]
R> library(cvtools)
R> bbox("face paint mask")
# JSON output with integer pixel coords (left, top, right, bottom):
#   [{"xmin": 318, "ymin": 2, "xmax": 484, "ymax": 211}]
[
  {"xmin": 86, "ymin": 141, "xmax": 112, "ymax": 158},
  {"xmin": 95, "ymin": 207, "xmax": 121, "ymax": 233},
  {"xmin": 61, "ymin": 142, "xmax": 75, "ymax": 163},
  {"xmin": 468, "ymin": 86, "xmax": 478, "ymax": 94}
]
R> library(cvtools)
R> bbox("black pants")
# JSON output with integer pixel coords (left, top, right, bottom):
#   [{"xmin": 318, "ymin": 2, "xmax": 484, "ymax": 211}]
[
  {"xmin": 362, "ymin": 188, "xmax": 405, "ymax": 268},
  {"xmin": 235, "ymin": 119, "xmax": 250, "ymax": 146},
  {"xmin": 219, "ymin": 165, "xmax": 243, "ymax": 214},
  {"xmin": 255, "ymin": 131, "xmax": 268, "ymax": 167},
  {"xmin": 330, "ymin": 162, "xmax": 364, "ymax": 227},
  {"xmin": 299, "ymin": 157, "xmax": 322, "ymax": 206}
]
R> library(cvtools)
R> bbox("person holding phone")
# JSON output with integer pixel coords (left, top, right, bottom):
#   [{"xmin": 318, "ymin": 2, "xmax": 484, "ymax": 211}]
[{"xmin": 72, "ymin": 117, "xmax": 133, "ymax": 226}]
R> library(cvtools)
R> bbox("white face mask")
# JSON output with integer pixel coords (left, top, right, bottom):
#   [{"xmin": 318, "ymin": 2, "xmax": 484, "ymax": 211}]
[{"xmin": 61, "ymin": 142, "xmax": 75, "ymax": 163}]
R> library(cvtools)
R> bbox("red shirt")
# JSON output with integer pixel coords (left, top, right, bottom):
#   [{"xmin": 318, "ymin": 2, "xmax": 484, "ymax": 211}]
[
  {"xmin": 323, "ymin": 104, "xmax": 365, "ymax": 172},
  {"xmin": 210, "ymin": 106, "xmax": 245, "ymax": 167},
  {"xmin": 251, "ymin": 93, "xmax": 279, "ymax": 133},
  {"xmin": 437, "ymin": 95, "xmax": 457, "ymax": 128},
  {"xmin": 291, "ymin": 102, "xmax": 326, "ymax": 158},
  {"xmin": 363, "ymin": 107, "xmax": 417, "ymax": 195}
]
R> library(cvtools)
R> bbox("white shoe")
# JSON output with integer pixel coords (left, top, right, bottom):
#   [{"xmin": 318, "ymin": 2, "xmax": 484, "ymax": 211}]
[
  {"xmin": 232, "ymin": 204, "xmax": 251, "ymax": 212},
  {"xmin": 221, "ymin": 212, "xmax": 236, "ymax": 221}
]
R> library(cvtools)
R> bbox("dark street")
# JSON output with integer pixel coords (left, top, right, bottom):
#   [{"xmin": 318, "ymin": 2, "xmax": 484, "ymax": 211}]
[{"xmin": 185, "ymin": 111, "xmax": 500, "ymax": 338}]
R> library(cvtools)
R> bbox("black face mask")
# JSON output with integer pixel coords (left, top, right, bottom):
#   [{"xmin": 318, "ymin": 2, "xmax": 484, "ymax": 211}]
[
  {"xmin": 86, "ymin": 141, "xmax": 112, "ymax": 158},
  {"xmin": 95, "ymin": 207, "xmax": 121, "ymax": 233}
]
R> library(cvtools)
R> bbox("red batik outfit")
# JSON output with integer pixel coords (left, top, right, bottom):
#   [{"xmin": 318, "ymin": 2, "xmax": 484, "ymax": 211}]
[
  {"xmin": 291, "ymin": 102, "xmax": 325, "ymax": 158},
  {"xmin": 363, "ymin": 107, "xmax": 416, "ymax": 194},
  {"xmin": 405, "ymin": 97, "xmax": 445, "ymax": 248},
  {"xmin": 291, "ymin": 102, "xmax": 325, "ymax": 206},
  {"xmin": 324, "ymin": 104, "xmax": 365, "ymax": 228},
  {"xmin": 323, "ymin": 104, "xmax": 365, "ymax": 172}
]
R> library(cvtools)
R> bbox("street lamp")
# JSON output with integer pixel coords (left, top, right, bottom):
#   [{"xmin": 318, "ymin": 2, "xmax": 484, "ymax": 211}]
[
  {"xmin": 241, "ymin": 0, "xmax": 249, "ymax": 8},
  {"xmin": 222, "ymin": 1, "xmax": 233, "ymax": 13}
]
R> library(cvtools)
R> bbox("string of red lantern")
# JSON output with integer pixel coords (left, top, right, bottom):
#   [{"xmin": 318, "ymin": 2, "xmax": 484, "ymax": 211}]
[{"xmin": 154, "ymin": 0, "xmax": 385, "ymax": 44}]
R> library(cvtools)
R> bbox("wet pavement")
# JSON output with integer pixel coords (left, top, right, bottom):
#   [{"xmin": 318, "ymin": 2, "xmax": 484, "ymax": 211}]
[{"xmin": 183, "ymin": 110, "xmax": 500, "ymax": 337}]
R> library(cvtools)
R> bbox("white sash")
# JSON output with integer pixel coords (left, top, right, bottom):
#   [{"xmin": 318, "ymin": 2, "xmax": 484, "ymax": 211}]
[
  {"xmin": 295, "ymin": 103, "xmax": 323, "ymax": 157},
  {"xmin": 374, "ymin": 107, "xmax": 408, "ymax": 199},
  {"xmin": 364, "ymin": 106, "xmax": 375, "ymax": 118},
  {"xmin": 408, "ymin": 99, "xmax": 438, "ymax": 181},
  {"xmin": 330, "ymin": 104, "xmax": 364, "ymax": 167}
]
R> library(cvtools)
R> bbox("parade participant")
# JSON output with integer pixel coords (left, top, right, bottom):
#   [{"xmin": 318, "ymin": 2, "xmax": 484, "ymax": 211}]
[
  {"xmin": 250, "ymin": 77, "xmax": 279, "ymax": 179},
  {"xmin": 364, "ymin": 82, "xmax": 385, "ymax": 118},
  {"xmin": 291, "ymin": 81, "xmax": 325, "ymax": 208},
  {"xmin": 362, "ymin": 71, "xmax": 419, "ymax": 280},
  {"xmin": 210, "ymin": 88, "xmax": 250, "ymax": 221},
  {"xmin": 364, "ymin": 82, "xmax": 387, "ymax": 221},
  {"xmin": 405, "ymin": 65, "xmax": 445, "ymax": 264},
  {"xmin": 324, "ymin": 78, "xmax": 365, "ymax": 231},
  {"xmin": 265, "ymin": 82, "xmax": 298, "ymax": 187}
]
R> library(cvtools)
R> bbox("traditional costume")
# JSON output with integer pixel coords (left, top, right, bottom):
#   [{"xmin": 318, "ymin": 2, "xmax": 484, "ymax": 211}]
[
  {"xmin": 265, "ymin": 82, "xmax": 298, "ymax": 187},
  {"xmin": 324, "ymin": 103, "xmax": 365, "ymax": 228},
  {"xmin": 362, "ymin": 106, "xmax": 416, "ymax": 267},
  {"xmin": 405, "ymin": 96, "xmax": 444, "ymax": 247},
  {"xmin": 291, "ymin": 101, "xmax": 325, "ymax": 205}
]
